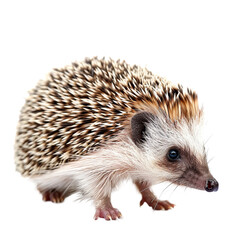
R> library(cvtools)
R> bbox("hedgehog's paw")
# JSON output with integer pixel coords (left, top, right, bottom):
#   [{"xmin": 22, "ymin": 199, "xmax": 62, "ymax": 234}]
[
  {"xmin": 94, "ymin": 197, "xmax": 122, "ymax": 220},
  {"xmin": 41, "ymin": 189, "xmax": 65, "ymax": 203},
  {"xmin": 94, "ymin": 207, "xmax": 122, "ymax": 220},
  {"xmin": 140, "ymin": 197, "xmax": 175, "ymax": 210}
]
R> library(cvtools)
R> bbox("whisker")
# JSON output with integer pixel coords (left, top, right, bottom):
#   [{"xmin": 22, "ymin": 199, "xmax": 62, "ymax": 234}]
[
  {"xmin": 153, "ymin": 196, "xmax": 159, "ymax": 211},
  {"xmin": 204, "ymin": 135, "xmax": 213, "ymax": 145},
  {"xmin": 169, "ymin": 184, "xmax": 180, "ymax": 198},
  {"xmin": 207, "ymin": 157, "xmax": 214, "ymax": 164},
  {"xmin": 140, "ymin": 186, "xmax": 151, "ymax": 193},
  {"xmin": 159, "ymin": 182, "xmax": 174, "ymax": 199},
  {"xmin": 140, "ymin": 180, "xmax": 166, "ymax": 193},
  {"xmin": 154, "ymin": 179, "xmax": 179, "ymax": 210}
]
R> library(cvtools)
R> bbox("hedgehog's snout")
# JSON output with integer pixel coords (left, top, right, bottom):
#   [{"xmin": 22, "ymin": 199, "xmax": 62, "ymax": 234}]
[
  {"xmin": 205, "ymin": 179, "xmax": 219, "ymax": 192},
  {"xmin": 178, "ymin": 168, "xmax": 218, "ymax": 192}
]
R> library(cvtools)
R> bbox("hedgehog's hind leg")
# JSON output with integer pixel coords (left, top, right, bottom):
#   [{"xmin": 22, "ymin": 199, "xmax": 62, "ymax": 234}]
[
  {"xmin": 34, "ymin": 175, "xmax": 78, "ymax": 203},
  {"xmin": 38, "ymin": 185, "xmax": 76, "ymax": 203},
  {"xmin": 39, "ymin": 188, "xmax": 65, "ymax": 203}
]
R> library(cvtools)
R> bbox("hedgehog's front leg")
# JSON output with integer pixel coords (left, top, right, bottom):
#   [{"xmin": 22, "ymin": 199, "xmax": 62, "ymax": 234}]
[
  {"xmin": 135, "ymin": 180, "xmax": 175, "ymax": 211},
  {"xmin": 94, "ymin": 197, "xmax": 122, "ymax": 220},
  {"xmin": 81, "ymin": 163, "xmax": 123, "ymax": 220}
]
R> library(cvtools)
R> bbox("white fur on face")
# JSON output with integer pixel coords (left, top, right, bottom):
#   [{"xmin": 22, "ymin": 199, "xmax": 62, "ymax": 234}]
[{"xmin": 142, "ymin": 111, "xmax": 206, "ymax": 170}]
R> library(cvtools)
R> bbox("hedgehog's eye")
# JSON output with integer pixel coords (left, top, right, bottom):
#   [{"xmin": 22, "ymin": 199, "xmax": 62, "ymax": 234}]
[{"xmin": 167, "ymin": 149, "xmax": 180, "ymax": 162}]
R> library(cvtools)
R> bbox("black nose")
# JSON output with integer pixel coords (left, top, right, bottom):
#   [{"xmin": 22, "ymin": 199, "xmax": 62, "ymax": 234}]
[{"xmin": 205, "ymin": 179, "xmax": 219, "ymax": 192}]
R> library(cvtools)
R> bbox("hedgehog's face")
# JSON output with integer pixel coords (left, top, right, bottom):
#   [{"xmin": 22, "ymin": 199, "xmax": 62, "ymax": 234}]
[{"xmin": 131, "ymin": 111, "xmax": 218, "ymax": 192}]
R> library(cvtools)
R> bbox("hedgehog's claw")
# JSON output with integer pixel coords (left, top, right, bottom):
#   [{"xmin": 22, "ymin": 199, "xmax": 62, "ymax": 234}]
[
  {"xmin": 94, "ymin": 198, "xmax": 122, "ymax": 220},
  {"xmin": 140, "ymin": 196, "xmax": 175, "ymax": 210},
  {"xmin": 94, "ymin": 207, "xmax": 122, "ymax": 220},
  {"xmin": 41, "ymin": 189, "xmax": 65, "ymax": 203}
]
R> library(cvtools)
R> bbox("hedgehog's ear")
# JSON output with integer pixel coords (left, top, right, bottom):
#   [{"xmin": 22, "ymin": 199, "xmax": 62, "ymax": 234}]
[{"xmin": 131, "ymin": 111, "xmax": 154, "ymax": 147}]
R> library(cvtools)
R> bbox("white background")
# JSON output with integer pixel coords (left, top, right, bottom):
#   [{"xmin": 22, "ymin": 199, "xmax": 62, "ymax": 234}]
[{"xmin": 1, "ymin": 0, "xmax": 240, "ymax": 239}]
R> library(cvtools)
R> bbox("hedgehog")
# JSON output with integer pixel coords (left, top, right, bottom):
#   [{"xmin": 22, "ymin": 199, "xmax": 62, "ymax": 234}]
[{"xmin": 15, "ymin": 57, "xmax": 218, "ymax": 220}]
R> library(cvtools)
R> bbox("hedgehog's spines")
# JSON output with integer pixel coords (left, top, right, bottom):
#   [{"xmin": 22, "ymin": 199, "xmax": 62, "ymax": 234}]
[{"xmin": 15, "ymin": 57, "xmax": 201, "ymax": 176}]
